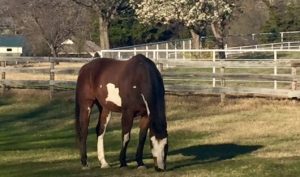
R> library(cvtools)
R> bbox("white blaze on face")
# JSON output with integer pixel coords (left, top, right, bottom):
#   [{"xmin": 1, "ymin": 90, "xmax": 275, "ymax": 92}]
[
  {"xmin": 105, "ymin": 83, "xmax": 122, "ymax": 107},
  {"xmin": 141, "ymin": 94, "xmax": 150, "ymax": 116},
  {"xmin": 123, "ymin": 133, "xmax": 130, "ymax": 147},
  {"xmin": 97, "ymin": 112, "xmax": 111, "ymax": 168},
  {"xmin": 150, "ymin": 136, "xmax": 167, "ymax": 170}
]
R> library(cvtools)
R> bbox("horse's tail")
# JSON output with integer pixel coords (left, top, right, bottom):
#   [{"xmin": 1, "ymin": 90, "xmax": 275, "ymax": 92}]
[
  {"xmin": 139, "ymin": 55, "xmax": 168, "ymax": 139},
  {"xmin": 150, "ymin": 67, "xmax": 168, "ymax": 139}
]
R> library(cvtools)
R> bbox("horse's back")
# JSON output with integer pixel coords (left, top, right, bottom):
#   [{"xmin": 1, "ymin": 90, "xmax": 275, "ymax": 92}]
[{"xmin": 76, "ymin": 55, "xmax": 165, "ymax": 117}]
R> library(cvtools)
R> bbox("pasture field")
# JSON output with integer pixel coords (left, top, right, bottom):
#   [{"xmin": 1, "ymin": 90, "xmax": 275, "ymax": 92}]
[{"xmin": 1, "ymin": 90, "xmax": 300, "ymax": 177}]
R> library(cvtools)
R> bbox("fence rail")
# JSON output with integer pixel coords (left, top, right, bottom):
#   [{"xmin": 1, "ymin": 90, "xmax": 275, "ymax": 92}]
[
  {"xmin": 100, "ymin": 48, "xmax": 300, "ymax": 60},
  {"xmin": 0, "ymin": 49, "xmax": 300, "ymax": 100}
]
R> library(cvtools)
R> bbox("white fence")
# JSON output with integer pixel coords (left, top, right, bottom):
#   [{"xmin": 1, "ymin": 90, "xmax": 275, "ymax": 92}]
[
  {"xmin": 111, "ymin": 30, "xmax": 300, "ymax": 56},
  {"xmin": 1, "ymin": 49, "xmax": 300, "ymax": 100},
  {"xmin": 113, "ymin": 38, "xmax": 192, "ymax": 51},
  {"xmin": 226, "ymin": 41, "xmax": 300, "ymax": 56},
  {"xmin": 99, "ymin": 48, "xmax": 300, "ymax": 61}
]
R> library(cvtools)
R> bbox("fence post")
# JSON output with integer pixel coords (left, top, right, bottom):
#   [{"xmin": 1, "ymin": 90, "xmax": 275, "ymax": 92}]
[
  {"xmin": 153, "ymin": 51, "xmax": 156, "ymax": 61},
  {"xmin": 291, "ymin": 66, "xmax": 297, "ymax": 91},
  {"xmin": 156, "ymin": 44, "xmax": 159, "ymax": 60},
  {"xmin": 291, "ymin": 63, "xmax": 298, "ymax": 103},
  {"xmin": 212, "ymin": 50, "xmax": 216, "ymax": 87},
  {"xmin": 220, "ymin": 66, "xmax": 226, "ymax": 104},
  {"xmin": 49, "ymin": 58, "xmax": 55, "ymax": 100},
  {"xmin": 118, "ymin": 51, "xmax": 121, "ymax": 59},
  {"xmin": 146, "ymin": 46, "xmax": 149, "ymax": 58},
  {"xmin": 274, "ymin": 50, "xmax": 278, "ymax": 90},
  {"xmin": 99, "ymin": 51, "xmax": 103, "ymax": 58},
  {"xmin": 183, "ymin": 40, "xmax": 186, "ymax": 60},
  {"xmin": 224, "ymin": 44, "xmax": 228, "ymax": 59},
  {"xmin": 0, "ymin": 60, "xmax": 6, "ymax": 95},
  {"xmin": 175, "ymin": 44, "xmax": 178, "ymax": 60},
  {"xmin": 165, "ymin": 43, "xmax": 168, "ymax": 59}
]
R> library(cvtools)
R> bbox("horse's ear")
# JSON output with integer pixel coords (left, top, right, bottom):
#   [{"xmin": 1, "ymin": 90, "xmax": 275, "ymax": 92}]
[{"xmin": 93, "ymin": 52, "xmax": 100, "ymax": 58}]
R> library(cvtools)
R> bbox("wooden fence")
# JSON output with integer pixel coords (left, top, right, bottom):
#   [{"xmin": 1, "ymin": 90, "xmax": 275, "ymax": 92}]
[{"xmin": 1, "ymin": 49, "xmax": 300, "ymax": 100}]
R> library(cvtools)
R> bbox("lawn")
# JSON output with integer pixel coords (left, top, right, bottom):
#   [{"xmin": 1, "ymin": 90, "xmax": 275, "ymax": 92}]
[{"xmin": 1, "ymin": 90, "xmax": 300, "ymax": 177}]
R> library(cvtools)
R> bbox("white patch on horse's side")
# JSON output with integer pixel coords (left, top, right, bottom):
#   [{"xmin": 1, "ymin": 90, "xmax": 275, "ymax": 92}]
[
  {"xmin": 141, "ymin": 94, "xmax": 150, "ymax": 116},
  {"xmin": 105, "ymin": 83, "xmax": 122, "ymax": 107},
  {"xmin": 133, "ymin": 85, "xmax": 137, "ymax": 89},
  {"xmin": 123, "ymin": 133, "xmax": 130, "ymax": 147},
  {"xmin": 97, "ymin": 112, "xmax": 111, "ymax": 168},
  {"xmin": 100, "ymin": 84, "xmax": 103, "ymax": 88},
  {"xmin": 150, "ymin": 136, "xmax": 167, "ymax": 170}
]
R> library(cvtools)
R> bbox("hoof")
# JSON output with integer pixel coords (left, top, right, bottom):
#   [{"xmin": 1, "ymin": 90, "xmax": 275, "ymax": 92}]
[
  {"xmin": 137, "ymin": 165, "xmax": 147, "ymax": 170},
  {"xmin": 101, "ymin": 163, "xmax": 110, "ymax": 169}
]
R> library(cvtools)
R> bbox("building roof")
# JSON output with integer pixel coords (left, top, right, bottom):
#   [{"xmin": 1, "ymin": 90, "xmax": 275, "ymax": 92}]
[{"xmin": 0, "ymin": 36, "xmax": 25, "ymax": 47}]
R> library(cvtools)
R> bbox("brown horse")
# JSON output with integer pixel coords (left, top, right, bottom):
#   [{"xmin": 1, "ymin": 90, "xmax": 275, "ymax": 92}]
[{"xmin": 75, "ymin": 54, "xmax": 168, "ymax": 171}]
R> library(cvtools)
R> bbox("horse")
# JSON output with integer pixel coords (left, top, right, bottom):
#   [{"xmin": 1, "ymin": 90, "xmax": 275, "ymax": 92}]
[{"xmin": 75, "ymin": 54, "xmax": 168, "ymax": 171}]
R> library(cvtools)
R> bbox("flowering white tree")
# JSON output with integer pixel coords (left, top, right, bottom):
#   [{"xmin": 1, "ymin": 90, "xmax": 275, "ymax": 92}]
[{"xmin": 131, "ymin": 0, "xmax": 237, "ymax": 51}]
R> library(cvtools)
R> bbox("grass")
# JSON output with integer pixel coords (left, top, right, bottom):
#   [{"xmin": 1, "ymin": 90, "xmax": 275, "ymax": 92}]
[{"xmin": 1, "ymin": 90, "xmax": 300, "ymax": 176}]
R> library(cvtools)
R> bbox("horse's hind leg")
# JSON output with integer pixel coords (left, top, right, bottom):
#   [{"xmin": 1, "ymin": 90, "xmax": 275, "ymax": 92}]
[
  {"xmin": 119, "ymin": 110, "xmax": 134, "ymax": 167},
  {"xmin": 136, "ymin": 116, "xmax": 150, "ymax": 169},
  {"xmin": 77, "ymin": 99, "xmax": 94, "ymax": 169},
  {"xmin": 96, "ymin": 104, "xmax": 111, "ymax": 168}
]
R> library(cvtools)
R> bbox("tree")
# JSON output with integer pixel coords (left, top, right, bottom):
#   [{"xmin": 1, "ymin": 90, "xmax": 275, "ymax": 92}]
[
  {"xmin": 261, "ymin": 0, "xmax": 300, "ymax": 42},
  {"xmin": 70, "ymin": 0, "xmax": 127, "ymax": 49},
  {"xmin": 108, "ymin": 8, "xmax": 189, "ymax": 48},
  {"xmin": 210, "ymin": 1, "xmax": 237, "ymax": 46},
  {"xmin": 131, "ymin": 0, "xmax": 237, "ymax": 51},
  {"xmin": 7, "ymin": 0, "xmax": 89, "ymax": 57}
]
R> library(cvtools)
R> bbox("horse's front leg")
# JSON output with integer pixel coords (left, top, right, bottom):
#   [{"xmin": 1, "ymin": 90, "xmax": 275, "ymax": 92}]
[
  {"xmin": 119, "ymin": 110, "xmax": 134, "ymax": 167},
  {"xmin": 96, "ymin": 108, "xmax": 111, "ymax": 168},
  {"xmin": 136, "ymin": 116, "xmax": 150, "ymax": 169}
]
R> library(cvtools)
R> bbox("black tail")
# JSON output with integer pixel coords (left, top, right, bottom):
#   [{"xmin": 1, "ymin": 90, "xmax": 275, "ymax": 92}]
[{"xmin": 141, "ymin": 56, "xmax": 168, "ymax": 139}]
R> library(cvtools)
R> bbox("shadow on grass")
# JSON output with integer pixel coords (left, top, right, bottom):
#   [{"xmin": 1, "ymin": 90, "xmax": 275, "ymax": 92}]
[
  {"xmin": 168, "ymin": 143, "xmax": 262, "ymax": 170},
  {"xmin": 0, "ymin": 98, "xmax": 13, "ymax": 107}
]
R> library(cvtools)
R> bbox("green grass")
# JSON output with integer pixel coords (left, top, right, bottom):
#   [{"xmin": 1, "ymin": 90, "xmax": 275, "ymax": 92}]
[{"xmin": 1, "ymin": 90, "xmax": 300, "ymax": 176}]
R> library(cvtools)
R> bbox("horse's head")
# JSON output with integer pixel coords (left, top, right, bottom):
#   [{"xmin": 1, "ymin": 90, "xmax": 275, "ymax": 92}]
[{"xmin": 150, "ymin": 136, "xmax": 168, "ymax": 171}]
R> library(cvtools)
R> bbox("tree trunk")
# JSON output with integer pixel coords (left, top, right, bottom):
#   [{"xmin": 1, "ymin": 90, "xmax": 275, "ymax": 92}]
[
  {"xmin": 211, "ymin": 22, "xmax": 226, "ymax": 59},
  {"xmin": 190, "ymin": 29, "xmax": 201, "ymax": 49},
  {"xmin": 99, "ymin": 15, "xmax": 110, "ymax": 50},
  {"xmin": 49, "ymin": 45, "xmax": 58, "ymax": 57},
  {"xmin": 49, "ymin": 44, "xmax": 59, "ymax": 64}
]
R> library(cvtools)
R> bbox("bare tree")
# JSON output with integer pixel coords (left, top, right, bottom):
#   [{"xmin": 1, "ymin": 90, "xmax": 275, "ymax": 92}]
[
  {"xmin": 7, "ymin": 0, "xmax": 89, "ymax": 57},
  {"xmin": 70, "ymin": 0, "xmax": 127, "ymax": 49}
]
